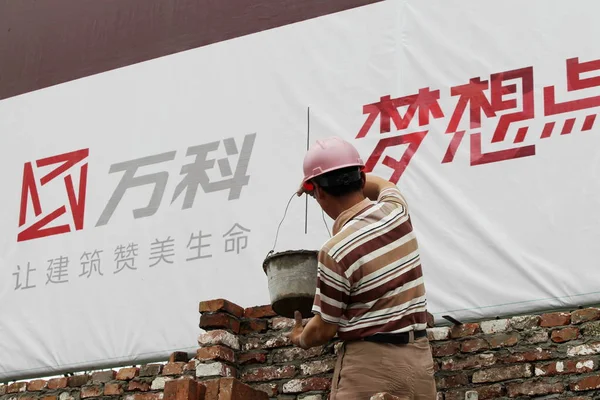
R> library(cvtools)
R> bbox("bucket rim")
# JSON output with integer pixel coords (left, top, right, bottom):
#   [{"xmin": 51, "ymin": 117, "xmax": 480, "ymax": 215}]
[{"xmin": 262, "ymin": 249, "xmax": 319, "ymax": 274}]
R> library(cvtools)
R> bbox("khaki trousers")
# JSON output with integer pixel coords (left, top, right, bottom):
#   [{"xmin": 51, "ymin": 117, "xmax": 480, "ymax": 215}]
[{"xmin": 330, "ymin": 336, "xmax": 437, "ymax": 400}]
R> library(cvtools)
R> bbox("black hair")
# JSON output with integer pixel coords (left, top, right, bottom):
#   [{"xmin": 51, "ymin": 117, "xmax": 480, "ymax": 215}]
[{"xmin": 313, "ymin": 166, "xmax": 363, "ymax": 197}]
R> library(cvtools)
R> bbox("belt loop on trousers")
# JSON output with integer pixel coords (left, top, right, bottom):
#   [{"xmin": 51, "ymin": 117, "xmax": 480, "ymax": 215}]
[{"xmin": 408, "ymin": 330, "xmax": 414, "ymax": 343}]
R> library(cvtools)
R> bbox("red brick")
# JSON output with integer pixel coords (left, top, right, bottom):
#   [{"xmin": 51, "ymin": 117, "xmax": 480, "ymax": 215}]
[
  {"xmin": 41, "ymin": 396, "xmax": 57, "ymax": 400},
  {"xmin": 6, "ymin": 382, "xmax": 27, "ymax": 393},
  {"xmin": 252, "ymin": 383, "xmax": 278, "ymax": 397},
  {"xmin": 572, "ymin": 308, "xmax": 600, "ymax": 324},
  {"xmin": 507, "ymin": 380, "xmax": 564, "ymax": 397},
  {"xmin": 444, "ymin": 389, "xmax": 466, "ymax": 400},
  {"xmin": 116, "ymin": 367, "xmax": 139, "ymax": 380},
  {"xmin": 486, "ymin": 333, "xmax": 519, "ymax": 348},
  {"xmin": 47, "ymin": 378, "xmax": 68, "ymax": 390},
  {"xmin": 450, "ymin": 323, "xmax": 480, "ymax": 338},
  {"xmin": 510, "ymin": 315, "xmax": 541, "ymax": 330},
  {"xmin": 128, "ymin": 380, "xmax": 151, "ymax": 392},
  {"xmin": 524, "ymin": 329, "xmax": 549, "ymax": 343},
  {"xmin": 139, "ymin": 364, "xmax": 163, "ymax": 377},
  {"xmin": 282, "ymin": 377, "xmax": 331, "ymax": 393},
  {"xmin": 244, "ymin": 305, "xmax": 277, "ymax": 319},
  {"xmin": 570, "ymin": 374, "xmax": 600, "ymax": 391},
  {"xmin": 198, "ymin": 330, "xmax": 240, "ymax": 350},
  {"xmin": 500, "ymin": 348, "xmax": 554, "ymax": 363},
  {"xmin": 552, "ymin": 327, "xmax": 580, "ymax": 343},
  {"xmin": 164, "ymin": 379, "xmax": 205, "ymax": 400},
  {"xmin": 200, "ymin": 299, "xmax": 244, "ymax": 318},
  {"xmin": 200, "ymin": 312, "xmax": 241, "ymax": 334},
  {"xmin": 238, "ymin": 351, "xmax": 268, "ymax": 365},
  {"xmin": 201, "ymin": 379, "xmax": 221, "ymax": 400},
  {"xmin": 441, "ymin": 353, "xmax": 497, "ymax": 371},
  {"xmin": 472, "ymin": 364, "xmax": 532, "ymax": 383},
  {"xmin": 270, "ymin": 317, "xmax": 295, "ymax": 330},
  {"xmin": 240, "ymin": 318, "xmax": 268, "ymax": 335},
  {"xmin": 130, "ymin": 393, "xmax": 163, "ymax": 400},
  {"xmin": 27, "ymin": 379, "xmax": 48, "ymax": 391},
  {"xmin": 91, "ymin": 370, "xmax": 116, "ymax": 383},
  {"xmin": 81, "ymin": 385, "xmax": 103, "ymax": 398},
  {"xmin": 104, "ymin": 383, "xmax": 124, "ymax": 395},
  {"xmin": 535, "ymin": 359, "xmax": 596, "ymax": 376},
  {"xmin": 242, "ymin": 365, "xmax": 297, "ymax": 382},
  {"xmin": 196, "ymin": 362, "xmax": 237, "ymax": 378},
  {"xmin": 20, "ymin": 396, "xmax": 37, "ymax": 400},
  {"xmin": 162, "ymin": 362, "xmax": 186, "ymax": 376},
  {"xmin": 184, "ymin": 360, "xmax": 196, "ymax": 373},
  {"xmin": 196, "ymin": 345, "xmax": 235, "ymax": 363},
  {"xmin": 244, "ymin": 334, "xmax": 291, "ymax": 351},
  {"xmin": 218, "ymin": 378, "xmax": 269, "ymax": 400},
  {"xmin": 300, "ymin": 358, "xmax": 336, "ymax": 376},
  {"xmin": 432, "ymin": 341, "xmax": 461, "ymax": 357},
  {"xmin": 460, "ymin": 338, "xmax": 489, "ymax": 353},
  {"xmin": 169, "ymin": 351, "xmax": 189, "ymax": 363},
  {"xmin": 475, "ymin": 384, "xmax": 505, "ymax": 400},
  {"xmin": 271, "ymin": 346, "xmax": 323, "ymax": 363},
  {"xmin": 436, "ymin": 373, "xmax": 468, "ymax": 389},
  {"xmin": 68, "ymin": 374, "xmax": 90, "ymax": 387},
  {"xmin": 540, "ymin": 312, "xmax": 571, "ymax": 327}
]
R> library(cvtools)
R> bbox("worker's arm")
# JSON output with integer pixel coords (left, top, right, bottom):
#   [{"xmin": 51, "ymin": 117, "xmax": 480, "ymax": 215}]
[
  {"xmin": 287, "ymin": 311, "xmax": 338, "ymax": 349},
  {"xmin": 363, "ymin": 173, "xmax": 396, "ymax": 201},
  {"xmin": 287, "ymin": 250, "xmax": 347, "ymax": 349}
]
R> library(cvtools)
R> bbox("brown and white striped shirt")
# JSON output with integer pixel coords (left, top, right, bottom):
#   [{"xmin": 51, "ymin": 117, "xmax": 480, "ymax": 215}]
[{"xmin": 311, "ymin": 186, "xmax": 428, "ymax": 341}]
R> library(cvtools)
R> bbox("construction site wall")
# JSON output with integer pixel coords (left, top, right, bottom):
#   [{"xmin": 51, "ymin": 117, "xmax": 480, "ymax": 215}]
[{"xmin": 2, "ymin": 299, "xmax": 600, "ymax": 400}]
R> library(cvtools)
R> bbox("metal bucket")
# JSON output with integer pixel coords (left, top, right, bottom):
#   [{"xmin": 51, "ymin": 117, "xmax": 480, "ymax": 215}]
[{"xmin": 262, "ymin": 250, "xmax": 319, "ymax": 319}]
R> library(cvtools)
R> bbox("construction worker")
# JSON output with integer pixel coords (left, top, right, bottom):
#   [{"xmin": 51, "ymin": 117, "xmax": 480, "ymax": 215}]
[{"xmin": 287, "ymin": 136, "xmax": 436, "ymax": 400}]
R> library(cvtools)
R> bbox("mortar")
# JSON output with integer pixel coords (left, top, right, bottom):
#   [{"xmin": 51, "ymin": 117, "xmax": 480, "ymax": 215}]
[{"xmin": 262, "ymin": 250, "xmax": 319, "ymax": 319}]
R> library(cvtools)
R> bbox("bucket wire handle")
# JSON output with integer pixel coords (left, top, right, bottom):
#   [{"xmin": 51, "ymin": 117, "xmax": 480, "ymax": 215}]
[
  {"xmin": 268, "ymin": 191, "xmax": 332, "ymax": 258},
  {"xmin": 268, "ymin": 192, "xmax": 297, "ymax": 256}
]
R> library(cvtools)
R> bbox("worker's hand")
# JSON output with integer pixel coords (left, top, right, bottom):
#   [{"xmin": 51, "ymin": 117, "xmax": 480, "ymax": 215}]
[
  {"xmin": 286, "ymin": 311, "xmax": 307, "ymax": 348},
  {"xmin": 296, "ymin": 184, "xmax": 305, "ymax": 197}
]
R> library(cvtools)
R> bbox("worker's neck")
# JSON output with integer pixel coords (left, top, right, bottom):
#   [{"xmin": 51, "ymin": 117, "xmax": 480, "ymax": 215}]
[{"xmin": 329, "ymin": 192, "xmax": 367, "ymax": 220}]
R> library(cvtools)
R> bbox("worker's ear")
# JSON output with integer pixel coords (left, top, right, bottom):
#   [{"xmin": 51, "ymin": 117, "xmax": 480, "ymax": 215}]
[
  {"xmin": 314, "ymin": 184, "xmax": 326, "ymax": 201},
  {"xmin": 360, "ymin": 171, "xmax": 366, "ymax": 189}
]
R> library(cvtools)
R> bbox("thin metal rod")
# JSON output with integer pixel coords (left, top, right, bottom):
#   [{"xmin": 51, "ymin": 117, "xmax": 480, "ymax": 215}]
[{"xmin": 305, "ymin": 106, "xmax": 310, "ymax": 234}]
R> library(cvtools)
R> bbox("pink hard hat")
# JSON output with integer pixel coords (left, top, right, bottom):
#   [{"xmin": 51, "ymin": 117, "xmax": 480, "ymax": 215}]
[{"xmin": 300, "ymin": 136, "xmax": 364, "ymax": 190}]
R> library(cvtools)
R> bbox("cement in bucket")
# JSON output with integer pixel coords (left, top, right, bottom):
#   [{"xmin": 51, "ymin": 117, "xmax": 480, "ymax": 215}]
[{"xmin": 263, "ymin": 250, "xmax": 318, "ymax": 319}]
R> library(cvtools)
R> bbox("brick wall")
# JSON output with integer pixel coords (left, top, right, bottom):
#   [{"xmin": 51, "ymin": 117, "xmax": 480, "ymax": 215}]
[
  {"xmin": 195, "ymin": 300, "xmax": 600, "ymax": 400},
  {"xmin": 2, "ymin": 299, "xmax": 600, "ymax": 400},
  {"xmin": 0, "ymin": 351, "xmax": 270, "ymax": 400}
]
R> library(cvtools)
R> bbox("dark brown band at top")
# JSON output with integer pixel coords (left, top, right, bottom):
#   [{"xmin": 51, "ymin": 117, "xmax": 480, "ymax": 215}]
[{"xmin": 0, "ymin": 0, "xmax": 382, "ymax": 101}]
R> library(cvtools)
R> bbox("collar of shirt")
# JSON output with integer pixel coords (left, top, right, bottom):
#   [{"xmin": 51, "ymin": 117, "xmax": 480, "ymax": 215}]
[{"xmin": 332, "ymin": 198, "xmax": 373, "ymax": 236}]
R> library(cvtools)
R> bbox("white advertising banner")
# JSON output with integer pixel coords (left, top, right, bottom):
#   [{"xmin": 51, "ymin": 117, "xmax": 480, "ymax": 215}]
[{"xmin": 1, "ymin": 0, "xmax": 600, "ymax": 381}]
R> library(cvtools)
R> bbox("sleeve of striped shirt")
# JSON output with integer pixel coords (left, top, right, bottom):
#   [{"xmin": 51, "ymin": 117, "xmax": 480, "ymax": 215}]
[
  {"xmin": 311, "ymin": 249, "xmax": 351, "ymax": 325},
  {"xmin": 377, "ymin": 185, "xmax": 409, "ymax": 211}
]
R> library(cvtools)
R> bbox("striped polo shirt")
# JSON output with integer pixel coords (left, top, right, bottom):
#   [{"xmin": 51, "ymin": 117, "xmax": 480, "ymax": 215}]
[{"xmin": 311, "ymin": 186, "xmax": 428, "ymax": 341}]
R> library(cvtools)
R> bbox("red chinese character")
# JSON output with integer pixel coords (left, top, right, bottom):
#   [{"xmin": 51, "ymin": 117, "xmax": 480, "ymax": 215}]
[
  {"xmin": 18, "ymin": 149, "xmax": 89, "ymax": 242},
  {"xmin": 357, "ymin": 88, "xmax": 444, "ymax": 138},
  {"xmin": 542, "ymin": 57, "xmax": 600, "ymax": 137},
  {"xmin": 362, "ymin": 131, "xmax": 428, "ymax": 183},
  {"xmin": 443, "ymin": 66, "xmax": 536, "ymax": 166},
  {"xmin": 356, "ymin": 88, "xmax": 443, "ymax": 183}
]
